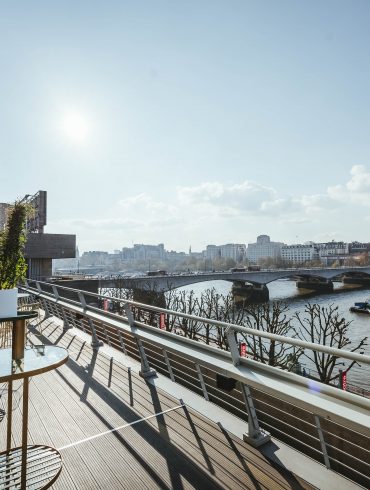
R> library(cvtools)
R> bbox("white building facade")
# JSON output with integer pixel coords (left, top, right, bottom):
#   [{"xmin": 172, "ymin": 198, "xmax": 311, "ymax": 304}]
[
  {"xmin": 205, "ymin": 243, "xmax": 246, "ymax": 262},
  {"xmin": 281, "ymin": 244, "xmax": 319, "ymax": 263},
  {"xmin": 247, "ymin": 235, "xmax": 284, "ymax": 264}
]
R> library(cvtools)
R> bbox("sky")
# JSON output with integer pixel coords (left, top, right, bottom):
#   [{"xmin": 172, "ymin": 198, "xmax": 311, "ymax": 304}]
[{"xmin": 1, "ymin": 1, "xmax": 370, "ymax": 253}]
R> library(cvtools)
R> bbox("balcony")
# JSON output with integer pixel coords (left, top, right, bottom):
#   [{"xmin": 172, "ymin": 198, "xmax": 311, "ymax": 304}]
[{"xmin": 1, "ymin": 281, "xmax": 369, "ymax": 489}]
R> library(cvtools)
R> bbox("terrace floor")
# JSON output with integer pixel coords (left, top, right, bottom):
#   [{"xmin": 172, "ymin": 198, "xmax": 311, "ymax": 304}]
[{"xmin": 0, "ymin": 316, "xmax": 350, "ymax": 489}]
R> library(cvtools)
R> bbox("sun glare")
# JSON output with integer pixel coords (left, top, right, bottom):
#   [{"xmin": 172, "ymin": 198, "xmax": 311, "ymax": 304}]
[{"xmin": 61, "ymin": 111, "xmax": 90, "ymax": 144}]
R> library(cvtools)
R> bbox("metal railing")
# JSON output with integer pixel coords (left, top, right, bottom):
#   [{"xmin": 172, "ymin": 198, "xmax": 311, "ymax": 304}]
[{"xmin": 21, "ymin": 279, "xmax": 370, "ymax": 487}]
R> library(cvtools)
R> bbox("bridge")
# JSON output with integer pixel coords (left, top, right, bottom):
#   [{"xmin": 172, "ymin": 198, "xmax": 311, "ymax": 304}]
[
  {"xmin": 55, "ymin": 265, "xmax": 370, "ymax": 303},
  {"xmin": 105, "ymin": 265, "xmax": 370, "ymax": 290}
]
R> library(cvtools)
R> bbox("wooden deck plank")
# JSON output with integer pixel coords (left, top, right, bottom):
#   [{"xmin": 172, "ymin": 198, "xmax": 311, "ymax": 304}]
[
  {"xmin": 47, "ymin": 363, "xmax": 211, "ymax": 489},
  {"xmin": 37, "ymin": 371, "xmax": 133, "ymax": 489},
  {"xmin": 29, "ymin": 375, "xmax": 103, "ymax": 490}
]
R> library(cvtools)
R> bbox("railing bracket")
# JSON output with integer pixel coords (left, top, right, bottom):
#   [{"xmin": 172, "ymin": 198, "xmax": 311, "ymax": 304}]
[{"xmin": 241, "ymin": 383, "xmax": 271, "ymax": 447}]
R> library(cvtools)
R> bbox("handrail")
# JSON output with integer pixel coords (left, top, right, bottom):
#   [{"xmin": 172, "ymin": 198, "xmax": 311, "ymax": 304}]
[
  {"xmin": 23, "ymin": 283, "xmax": 370, "ymax": 412},
  {"xmin": 23, "ymin": 279, "xmax": 370, "ymax": 366}
]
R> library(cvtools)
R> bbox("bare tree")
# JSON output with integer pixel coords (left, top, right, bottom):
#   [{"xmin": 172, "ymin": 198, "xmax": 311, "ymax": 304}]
[
  {"xmin": 212, "ymin": 292, "xmax": 245, "ymax": 350},
  {"xmin": 240, "ymin": 301, "xmax": 302, "ymax": 369},
  {"xmin": 294, "ymin": 303, "xmax": 368, "ymax": 384},
  {"xmin": 166, "ymin": 289, "xmax": 204, "ymax": 340},
  {"xmin": 166, "ymin": 288, "xmax": 300, "ymax": 368}
]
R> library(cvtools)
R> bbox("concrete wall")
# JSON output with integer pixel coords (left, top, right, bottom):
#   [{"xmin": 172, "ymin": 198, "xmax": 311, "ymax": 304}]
[
  {"xmin": 25, "ymin": 233, "xmax": 76, "ymax": 259},
  {"xmin": 27, "ymin": 258, "xmax": 53, "ymax": 279}
]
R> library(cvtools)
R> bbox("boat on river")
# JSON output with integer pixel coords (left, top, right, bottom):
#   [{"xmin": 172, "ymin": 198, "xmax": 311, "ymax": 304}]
[{"xmin": 349, "ymin": 301, "xmax": 370, "ymax": 314}]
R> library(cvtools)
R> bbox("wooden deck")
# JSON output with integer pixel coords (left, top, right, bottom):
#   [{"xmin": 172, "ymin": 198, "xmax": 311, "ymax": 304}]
[{"xmin": 0, "ymin": 318, "xmax": 315, "ymax": 489}]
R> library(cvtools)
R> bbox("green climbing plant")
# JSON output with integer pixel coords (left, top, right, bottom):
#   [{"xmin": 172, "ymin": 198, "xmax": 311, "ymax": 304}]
[{"xmin": 0, "ymin": 202, "xmax": 28, "ymax": 289}]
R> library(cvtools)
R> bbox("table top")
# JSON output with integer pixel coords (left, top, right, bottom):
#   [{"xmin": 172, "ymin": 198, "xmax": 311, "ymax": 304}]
[
  {"xmin": 0, "ymin": 310, "xmax": 38, "ymax": 322},
  {"xmin": 0, "ymin": 346, "xmax": 68, "ymax": 382}
]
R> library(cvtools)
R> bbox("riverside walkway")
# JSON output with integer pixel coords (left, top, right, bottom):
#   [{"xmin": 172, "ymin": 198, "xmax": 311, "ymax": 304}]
[{"xmin": 0, "ymin": 316, "xmax": 316, "ymax": 490}]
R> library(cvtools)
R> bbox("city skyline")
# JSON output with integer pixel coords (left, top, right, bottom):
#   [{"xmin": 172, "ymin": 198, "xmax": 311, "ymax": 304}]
[
  {"xmin": 1, "ymin": 2, "xmax": 370, "ymax": 252},
  {"xmin": 77, "ymin": 235, "xmax": 367, "ymax": 257}
]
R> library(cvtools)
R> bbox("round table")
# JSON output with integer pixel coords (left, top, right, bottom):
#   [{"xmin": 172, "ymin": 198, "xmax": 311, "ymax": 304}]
[{"xmin": 0, "ymin": 314, "xmax": 68, "ymax": 490}]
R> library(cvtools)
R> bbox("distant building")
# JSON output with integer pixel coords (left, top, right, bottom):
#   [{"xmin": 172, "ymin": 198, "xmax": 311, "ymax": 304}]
[
  {"xmin": 121, "ymin": 244, "xmax": 166, "ymax": 261},
  {"xmin": 205, "ymin": 243, "xmax": 246, "ymax": 262},
  {"xmin": 80, "ymin": 251, "xmax": 109, "ymax": 266},
  {"xmin": 281, "ymin": 243, "xmax": 319, "ymax": 263},
  {"xmin": 220, "ymin": 243, "xmax": 246, "ymax": 262},
  {"xmin": 349, "ymin": 241, "xmax": 368, "ymax": 255},
  {"xmin": 316, "ymin": 241, "xmax": 349, "ymax": 266},
  {"xmin": 121, "ymin": 247, "xmax": 135, "ymax": 260},
  {"xmin": 311, "ymin": 241, "xmax": 369, "ymax": 266},
  {"xmin": 205, "ymin": 245, "xmax": 221, "ymax": 260},
  {"xmin": 247, "ymin": 235, "xmax": 284, "ymax": 264},
  {"xmin": 133, "ymin": 243, "xmax": 165, "ymax": 260},
  {"xmin": 166, "ymin": 250, "xmax": 186, "ymax": 260}
]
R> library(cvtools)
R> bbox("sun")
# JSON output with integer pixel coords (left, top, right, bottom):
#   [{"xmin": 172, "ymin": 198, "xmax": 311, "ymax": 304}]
[{"xmin": 61, "ymin": 111, "xmax": 90, "ymax": 144}]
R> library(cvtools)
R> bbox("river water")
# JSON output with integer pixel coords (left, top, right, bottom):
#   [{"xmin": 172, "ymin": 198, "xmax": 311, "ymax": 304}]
[{"xmin": 178, "ymin": 280, "xmax": 370, "ymax": 391}]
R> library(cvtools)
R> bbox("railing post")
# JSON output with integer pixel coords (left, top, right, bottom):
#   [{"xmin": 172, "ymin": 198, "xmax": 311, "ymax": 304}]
[
  {"xmin": 314, "ymin": 415, "xmax": 331, "ymax": 469},
  {"xmin": 136, "ymin": 338, "xmax": 156, "ymax": 378},
  {"xmin": 51, "ymin": 285, "xmax": 71, "ymax": 331},
  {"xmin": 51, "ymin": 285, "xmax": 60, "ymax": 301},
  {"xmin": 40, "ymin": 297, "xmax": 52, "ymax": 320},
  {"xmin": 35, "ymin": 282, "xmax": 52, "ymax": 319},
  {"xmin": 241, "ymin": 383, "xmax": 270, "ymax": 447},
  {"xmin": 195, "ymin": 363, "xmax": 209, "ymax": 401},
  {"xmin": 78, "ymin": 291, "xmax": 87, "ymax": 312},
  {"xmin": 62, "ymin": 308, "xmax": 72, "ymax": 332},
  {"xmin": 163, "ymin": 350, "xmax": 175, "ymax": 382},
  {"xmin": 87, "ymin": 318, "xmax": 103, "ymax": 350},
  {"xmin": 123, "ymin": 304, "xmax": 135, "ymax": 327},
  {"xmin": 226, "ymin": 327, "xmax": 241, "ymax": 366},
  {"xmin": 124, "ymin": 304, "xmax": 156, "ymax": 379}
]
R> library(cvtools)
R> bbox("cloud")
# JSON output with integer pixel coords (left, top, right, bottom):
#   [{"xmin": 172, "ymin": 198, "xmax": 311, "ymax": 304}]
[
  {"xmin": 49, "ymin": 165, "xmax": 370, "ymax": 250},
  {"xmin": 346, "ymin": 165, "xmax": 370, "ymax": 192},
  {"xmin": 328, "ymin": 165, "xmax": 370, "ymax": 206},
  {"xmin": 54, "ymin": 168, "xmax": 363, "ymax": 236},
  {"xmin": 176, "ymin": 181, "xmax": 336, "ymax": 219},
  {"xmin": 178, "ymin": 181, "xmax": 277, "ymax": 213},
  {"xmin": 118, "ymin": 193, "xmax": 177, "ymax": 216}
]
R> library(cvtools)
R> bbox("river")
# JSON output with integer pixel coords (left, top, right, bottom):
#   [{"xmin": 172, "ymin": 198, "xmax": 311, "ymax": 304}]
[{"xmin": 178, "ymin": 279, "xmax": 370, "ymax": 391}]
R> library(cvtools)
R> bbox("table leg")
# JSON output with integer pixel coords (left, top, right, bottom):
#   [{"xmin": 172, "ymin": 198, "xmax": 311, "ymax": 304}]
[
  {"xmin": 21, "ymin": 377, "xmax": 29, "ymax": 490},
  {"xmin": 12, "ymin": 319, "xmax": 26, "ymax": 361},
  {"xmin": 6, "ymin": 380, "xmax": 12, "ymax": 452}
]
